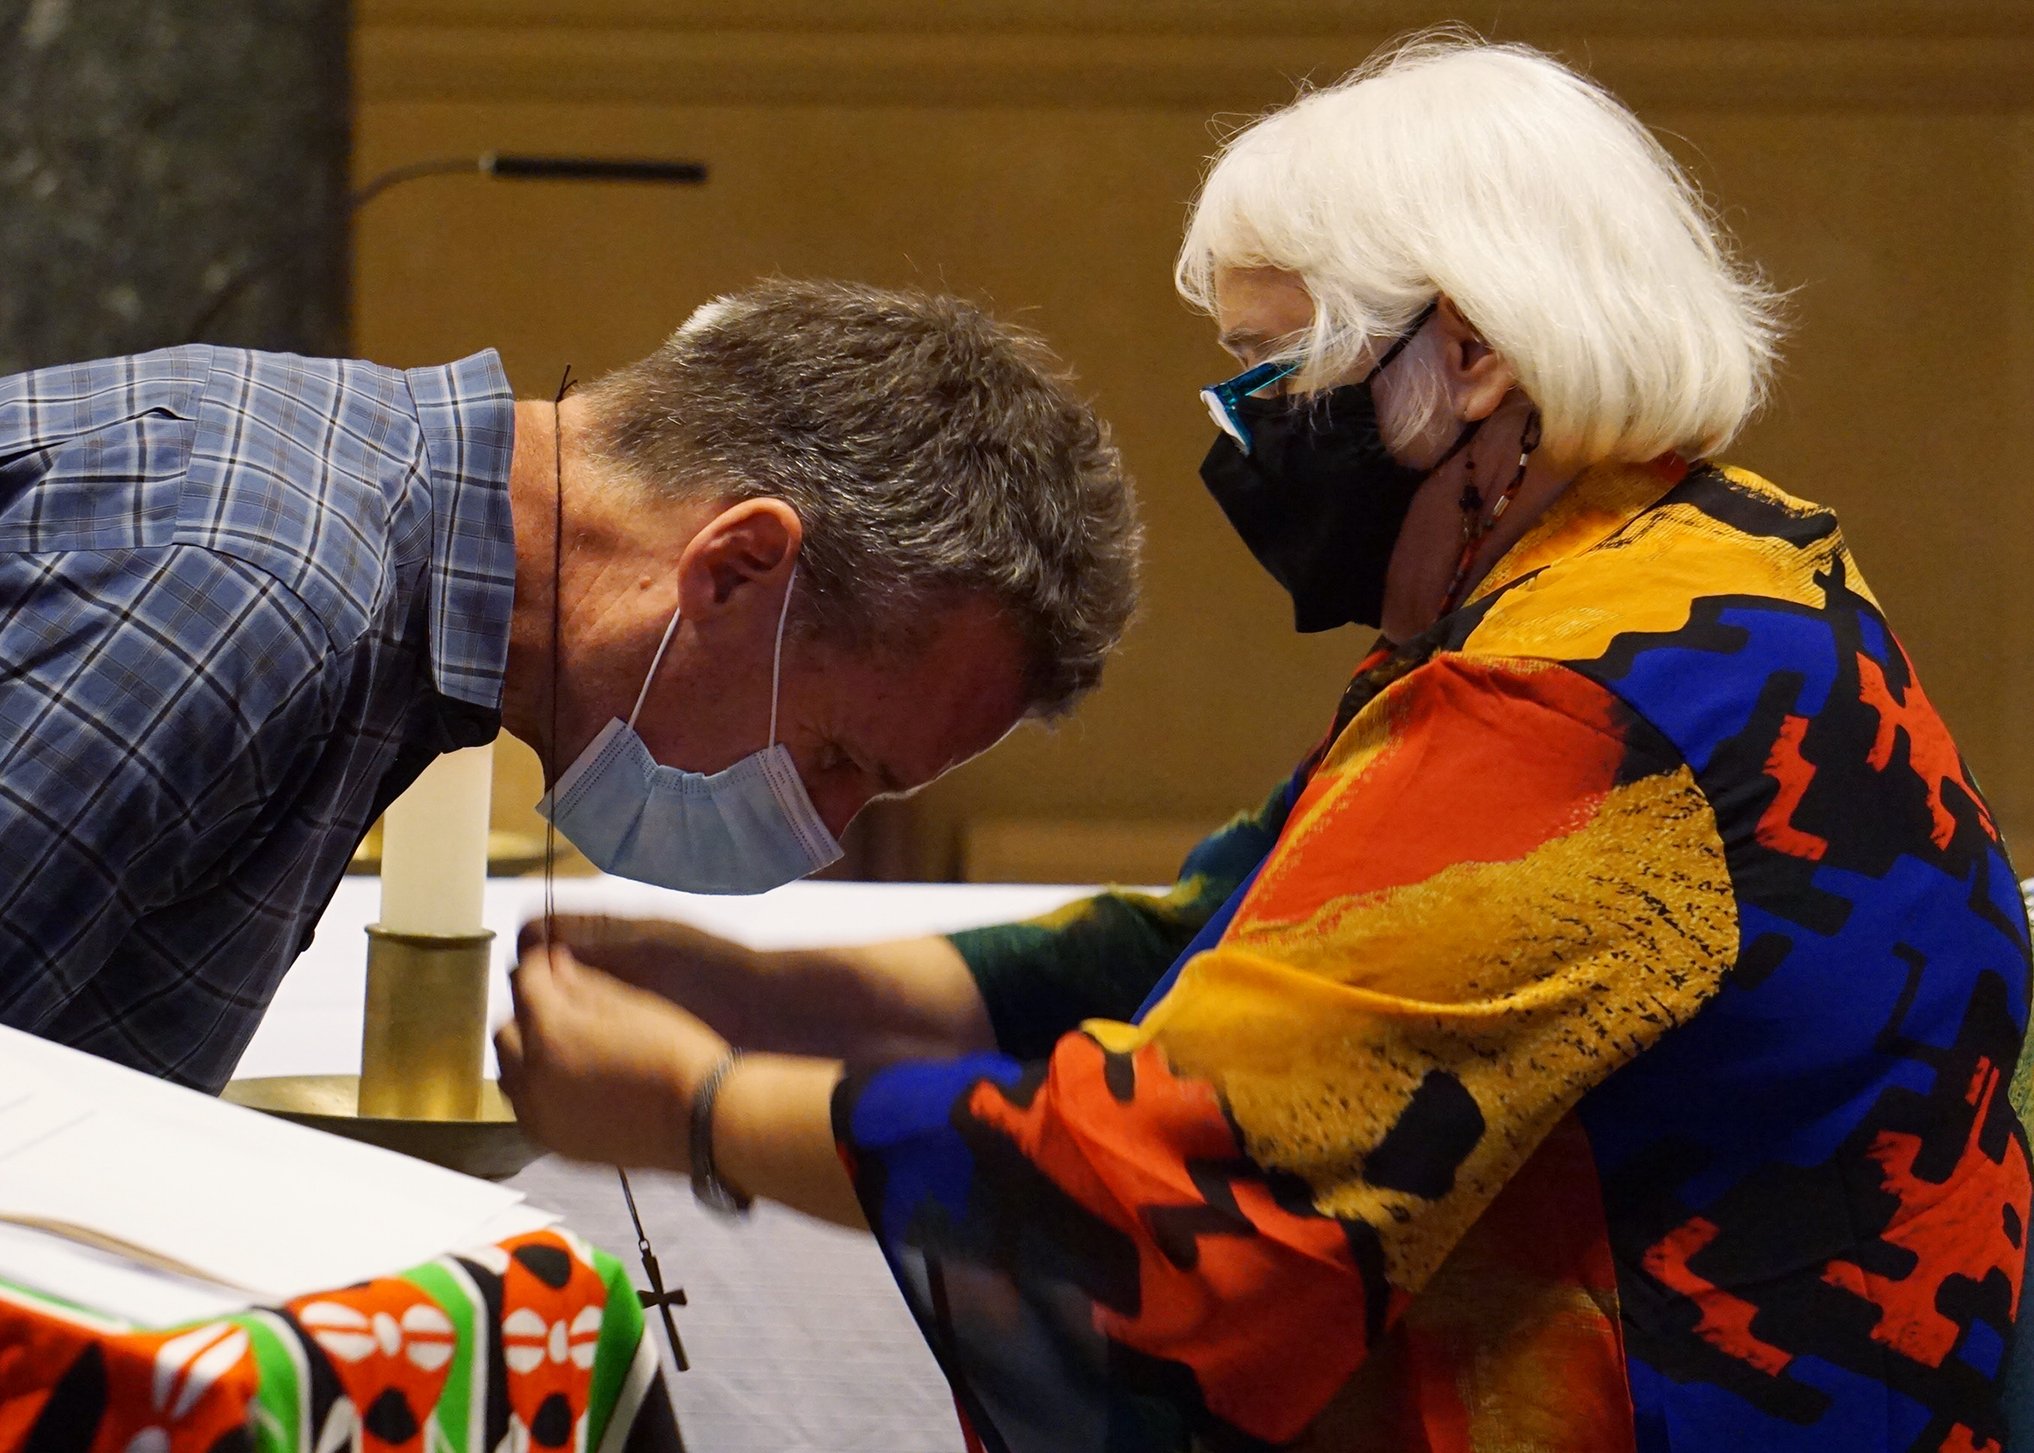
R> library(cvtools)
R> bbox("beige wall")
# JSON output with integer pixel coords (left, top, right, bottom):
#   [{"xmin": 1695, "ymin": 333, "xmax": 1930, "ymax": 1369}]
[{"xmin": 352, "ymin": 1, "xmax": 2034, "ymax": 878}]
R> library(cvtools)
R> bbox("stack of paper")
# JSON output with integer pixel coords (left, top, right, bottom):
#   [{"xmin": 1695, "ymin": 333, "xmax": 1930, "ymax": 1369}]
[{"xmin": 0, "ymin": 1024, "xmax": 553, "ymax": 1325}]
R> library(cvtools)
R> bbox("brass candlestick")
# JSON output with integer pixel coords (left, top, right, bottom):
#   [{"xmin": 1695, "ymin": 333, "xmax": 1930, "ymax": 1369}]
[
  {"xmin": 358, "ymin": 926, "xmax": 495, "ymax": 1120},
  {"xmin": 225, "ymin": 922, "xmax": 538, "ymax": 1176}
]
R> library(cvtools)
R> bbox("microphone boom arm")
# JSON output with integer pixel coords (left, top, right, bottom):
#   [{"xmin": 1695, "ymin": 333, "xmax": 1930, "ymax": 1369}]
[{"xmin": 179, "ymin": 152, "xmax": 709, "ymax": 346}]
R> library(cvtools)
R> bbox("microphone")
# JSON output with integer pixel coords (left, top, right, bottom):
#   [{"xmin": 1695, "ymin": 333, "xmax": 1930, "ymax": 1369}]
[
  {"xmin": 482, "ymin": 154, "xmax": 708, "ymax": 185},
  {"xmin": 181, "ymin": 152, "xmax": 710, "ymax": 344}
]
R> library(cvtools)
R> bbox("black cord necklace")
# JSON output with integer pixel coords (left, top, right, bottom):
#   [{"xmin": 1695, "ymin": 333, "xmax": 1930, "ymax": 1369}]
[{"xmin": 545, "ymin": 373, "xmax": 694, "ymax": 1395}]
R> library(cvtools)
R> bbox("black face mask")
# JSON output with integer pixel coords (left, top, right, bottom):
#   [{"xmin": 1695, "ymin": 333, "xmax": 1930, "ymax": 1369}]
[{"xmin": 1199, "ymin": 303, "xmax": 1466, "ymax": 633}]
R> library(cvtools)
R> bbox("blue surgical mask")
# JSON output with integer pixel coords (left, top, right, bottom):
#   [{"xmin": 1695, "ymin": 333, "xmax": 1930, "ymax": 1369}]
[{"xmin": 537, "ymin": 568, "xmax": 844, "ymax": 894}]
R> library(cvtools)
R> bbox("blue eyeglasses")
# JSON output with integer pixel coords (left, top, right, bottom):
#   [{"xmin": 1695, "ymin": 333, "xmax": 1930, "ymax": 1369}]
[
  {"xmin": 1201, "ymin": 300, "xmax": 1442, "ymax": 456},
  {"xmin": 1200, "ymin": 360, "xmax": 1298, "ymax": 456}
]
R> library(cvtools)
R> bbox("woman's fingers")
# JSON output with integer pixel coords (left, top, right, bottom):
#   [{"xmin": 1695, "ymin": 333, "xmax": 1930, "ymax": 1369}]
[
  {"xmin": 488, "ymin": 940, "xmax": 726, "ymax": 1170},
  {"xmin": 517, "ymin": 913, "xmax": 603, "ymax": 958},
  {"xmin": 516, "ymin": 912, "xmax": 645, "ymax": 962}
]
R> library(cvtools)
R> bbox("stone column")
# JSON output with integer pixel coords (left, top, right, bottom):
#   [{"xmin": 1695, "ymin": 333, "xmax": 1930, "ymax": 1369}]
[{"xmin": 0, "ymin": 0, "xmax": 350, "ymax": 373}]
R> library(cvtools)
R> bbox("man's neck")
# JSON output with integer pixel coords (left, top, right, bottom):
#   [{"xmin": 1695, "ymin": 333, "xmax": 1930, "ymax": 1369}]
[
  {"xmin": 500, "ymin": 400, "xmax": 566, "ymax": 752},
  {"xmin": 497, "ymin": 400, "xmax": 706, "ymax": 775}
]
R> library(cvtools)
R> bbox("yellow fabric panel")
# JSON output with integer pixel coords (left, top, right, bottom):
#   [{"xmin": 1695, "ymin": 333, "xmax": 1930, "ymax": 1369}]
[
  {"xmin": 1469, "ymin": 459, "xmax": 1679, "ymax": 603},
  {"xmin": 1463, "ymin": 464, "xmax": 1877, "ymax": 666},
  {"xmin": 1086, "ymin": 762, "xmax": 1736, "ymax": 1293}
]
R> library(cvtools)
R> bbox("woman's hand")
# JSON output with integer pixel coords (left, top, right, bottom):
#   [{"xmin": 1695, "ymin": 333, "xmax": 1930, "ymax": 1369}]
[
  {"xmin": 497, "ymin": 940, "xmax": 869, "ymax": 1227},
  {"xmin": 495, "ymin": 942, "xmax": 727, "ymax": 1171},
  {"xmin": 516, "ymin": 913, "xmax": 771, "ymax": 1047}
]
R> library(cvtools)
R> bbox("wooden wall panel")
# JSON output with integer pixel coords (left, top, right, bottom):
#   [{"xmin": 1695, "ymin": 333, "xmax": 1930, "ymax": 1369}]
[{"xmin": 351, "ymin": 3, "xmax": 2034, "ymax": 875}]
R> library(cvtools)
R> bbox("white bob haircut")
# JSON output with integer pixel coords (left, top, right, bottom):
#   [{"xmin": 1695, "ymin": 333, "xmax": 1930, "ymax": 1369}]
[{"xmin": 1176, "ymin": 31, "xmax": 1786, "ymax": 464}]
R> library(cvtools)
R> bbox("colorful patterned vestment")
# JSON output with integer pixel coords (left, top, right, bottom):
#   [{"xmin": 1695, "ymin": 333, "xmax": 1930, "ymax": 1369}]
[
  {"xmin": 834, "ymin": 462, "xmax": 2033, "ymax": 1452},
  {"xmin": 0, "ymin": 1229, "xmax": 676, "ymax": 1453}
]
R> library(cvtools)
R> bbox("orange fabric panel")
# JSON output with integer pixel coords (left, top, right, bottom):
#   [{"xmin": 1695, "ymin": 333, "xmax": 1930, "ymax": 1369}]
[
  {"xmin": 965, "ymin": 1034, "xmax": 1383, "ymax": 1445},
  {"xmin": 1250, "ymin": 656, "xmax": 1634, "ymax": 925}
]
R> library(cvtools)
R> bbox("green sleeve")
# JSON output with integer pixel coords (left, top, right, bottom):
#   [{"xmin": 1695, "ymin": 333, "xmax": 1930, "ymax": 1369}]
[{"xmin": 948, "ymin": 779, "xmax": 1292, "ymax": 1058}]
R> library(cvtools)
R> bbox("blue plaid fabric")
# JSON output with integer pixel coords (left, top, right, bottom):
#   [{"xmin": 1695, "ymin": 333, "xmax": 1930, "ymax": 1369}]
[{"xmin": 0, "ymin": 346, "xmax": 516, "ymax": 1090}]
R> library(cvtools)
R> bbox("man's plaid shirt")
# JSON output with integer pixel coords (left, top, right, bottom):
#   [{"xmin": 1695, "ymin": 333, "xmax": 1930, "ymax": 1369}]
[{"xmin": 0, "ymin": 346, "xmax": 516, "ymax": 1090}]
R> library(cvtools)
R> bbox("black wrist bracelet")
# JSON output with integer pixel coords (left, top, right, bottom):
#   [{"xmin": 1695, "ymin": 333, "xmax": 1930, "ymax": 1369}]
[{"xmin": 689, "ymin": 1049, "xmax": 753, "ymax": 1217}]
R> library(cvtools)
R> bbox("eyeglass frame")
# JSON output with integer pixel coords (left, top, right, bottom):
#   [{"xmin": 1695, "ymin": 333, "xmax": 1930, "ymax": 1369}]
[
  {"xmin": 1200, "ymin": 361, "xmax": 1298, "ymax": 456},
  {"xmin": 1197, "ymin": 299, "xmax": 1441, "ymax": 456}
]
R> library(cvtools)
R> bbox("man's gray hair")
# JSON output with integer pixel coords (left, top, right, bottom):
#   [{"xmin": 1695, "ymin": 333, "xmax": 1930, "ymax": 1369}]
[{"xmin": 583, "ymin": 279, "xmax": 1140, "ymax": 718}]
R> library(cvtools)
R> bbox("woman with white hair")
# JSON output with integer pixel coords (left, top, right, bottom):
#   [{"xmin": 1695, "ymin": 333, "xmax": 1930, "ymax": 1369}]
[{"xmin": 501, "ymin": 33, "xmax": 2030, "ymax": 1452}]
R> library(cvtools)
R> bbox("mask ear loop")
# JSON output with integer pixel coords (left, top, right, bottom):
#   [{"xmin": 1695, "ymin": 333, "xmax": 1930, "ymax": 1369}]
[
  {"xmin": 627, "ymin": 601, "xmax": 685, "ymax": 731},
  {"xmin": 543, "ymin": 366, "xmax": 574, "ymax": 949},
  {"xmin": 1311, "ymin": 297, "xmax": 1438, "ymax": 428},
  {"xmin": 628, "ymin": 560, "xmax": 797, "ymax": 740},
  {"xmin": 767, "ymin": 562, "xmax": 799, "ymax": 747},
  {"xmin": 1363, "ymin": 299, "xmax": 1438, "ymax": 386}
]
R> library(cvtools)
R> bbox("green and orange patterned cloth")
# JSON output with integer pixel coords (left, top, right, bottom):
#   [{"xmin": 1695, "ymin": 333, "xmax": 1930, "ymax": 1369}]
[
  {"xmin": 0, "ymin": 1228, "xmax": 679, "ymax": 1453},
  {"xmin": 838, "ymin": 461, "xmax": 2033, "ymax": 1452}
]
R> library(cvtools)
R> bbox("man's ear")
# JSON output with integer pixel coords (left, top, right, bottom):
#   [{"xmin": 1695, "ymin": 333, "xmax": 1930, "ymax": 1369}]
[
  {"xmin": 674, "ymin": 498, "xmax": 803, "ymax": 625},
  {"xmin": 1436, "ymin": 296, "xmax": 1517, "ymax": 423}
]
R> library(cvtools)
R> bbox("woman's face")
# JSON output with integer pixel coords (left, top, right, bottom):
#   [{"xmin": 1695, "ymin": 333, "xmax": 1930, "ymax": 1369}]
[
  {"xmin": 1210, "ymin": 265, "xmax": 1431, "ymax": 448},
  {"xmin": 1205, "ymin": 264, "xmax": 1538, "ymax": 642},
  {"xmin": 1209, "ymin": 265, "xmax": 1489, "ymax": 468},
  {"xmin": 1212, "ymin": 266, "xmax": 1316, "ymax": 371}
]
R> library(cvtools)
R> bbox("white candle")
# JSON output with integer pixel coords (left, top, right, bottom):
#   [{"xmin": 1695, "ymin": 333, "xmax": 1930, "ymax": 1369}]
[{"xmin": 377, "ymin": 745, "xmax": 493, "ymax": 936}]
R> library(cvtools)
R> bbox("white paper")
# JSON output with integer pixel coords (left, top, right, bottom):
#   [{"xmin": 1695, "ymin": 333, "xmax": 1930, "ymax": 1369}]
[
  {"xmin": 0, "ymin": 1063, "xmax": 88, "ymax": 1161},
  {"xmin": 0, "ymin": 1026, "xmax": 529, "ymax": 1304},
  {"xmin": 0, "ymin": 1204, "xmax": 564, "ymax": 1332},
  {"xmin": 0, "ymin": 1220, "xmax": 253, "ymax": 1327},
  {"xmin": 462, "ymin": 1201, "xmax": 561, "ymax": 1247}
]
